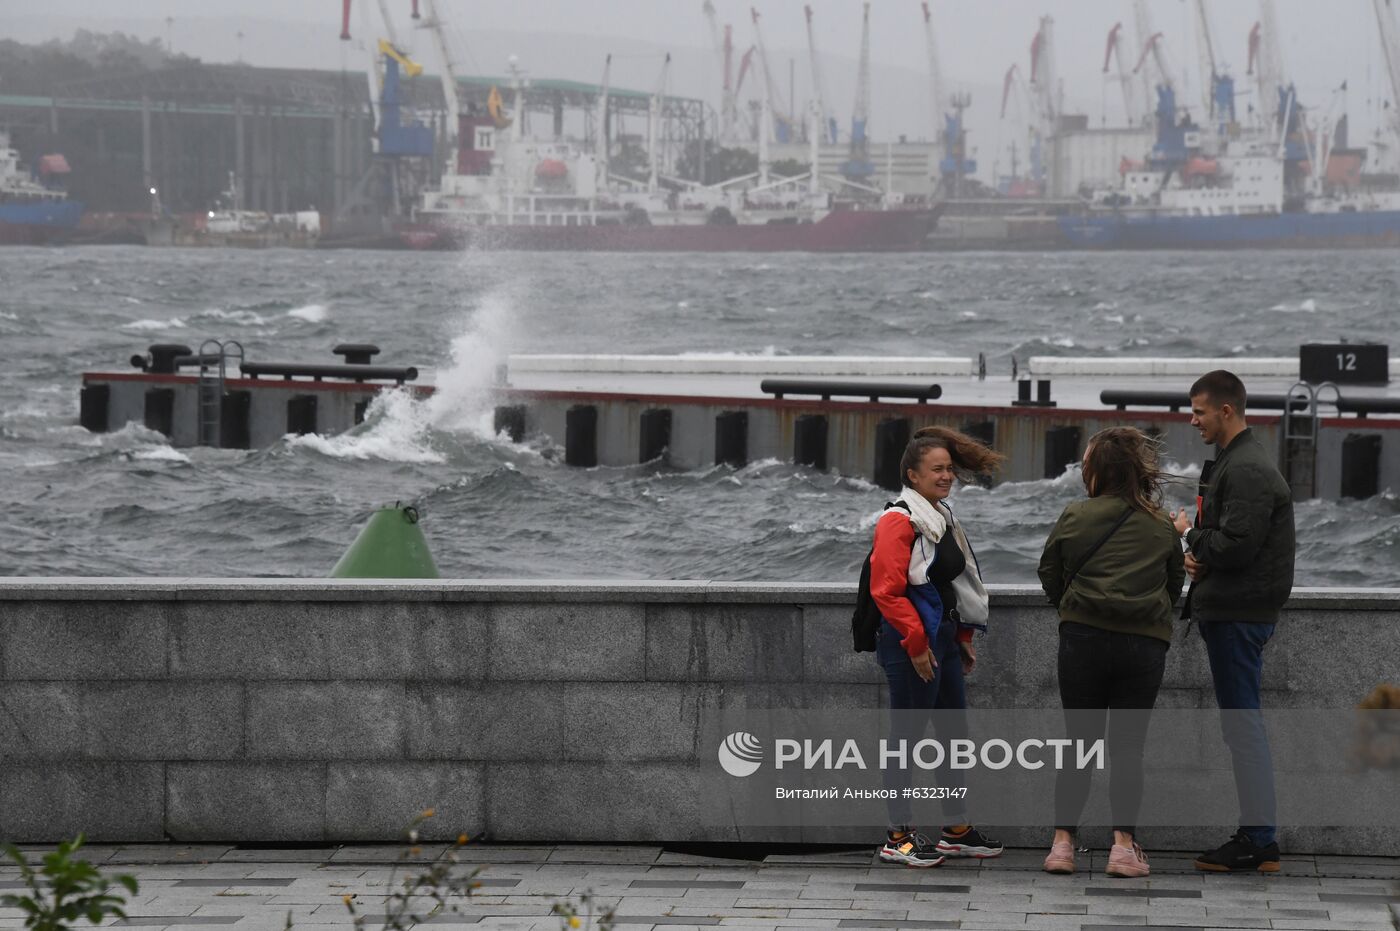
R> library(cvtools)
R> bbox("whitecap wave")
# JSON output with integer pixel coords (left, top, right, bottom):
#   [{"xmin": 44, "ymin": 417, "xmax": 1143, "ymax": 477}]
[
  {"xmin": 121, "ymin": 317, "xmax": 186, "ymax": 331},
  {"xmin": 131, "ymin": 447, "xmax": 191, "ymax": 463},
  {"xmin": 285, "ymin": 388, "xmax": 445, "ymax": 463},
  {"xmin": 194, "ymin": 308, "xmax": 272, "ymax": 326},
  {"xmin": 287, "ymin": 303, "xmax": 328, "ymax": 323}
]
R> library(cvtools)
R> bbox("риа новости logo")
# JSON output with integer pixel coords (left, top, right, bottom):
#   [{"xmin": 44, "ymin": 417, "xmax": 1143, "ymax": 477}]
[{"xmin": 718, "ymin": 732, "xmax": 763, "ymax": 777}]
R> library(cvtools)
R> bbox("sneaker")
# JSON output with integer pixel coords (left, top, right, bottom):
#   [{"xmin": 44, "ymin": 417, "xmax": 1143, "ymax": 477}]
[
  {"xmin": 1193, "ymin": 831, "xmax": 1281, "ymax": 873},
  {"xmin": 1106, "ymin": 842, "xmax": 1150, "ymax": 878},
  {"xmin": 878, "ymin": 831, "xmax": 946, "ymax": 868},
  {"xmin": 935, "ymin": 825, "xmax": 1004, "ymax": 858},
  {"xmin": 1042, "ymin": 839, "xmax": 1075, "ymax": 874}
]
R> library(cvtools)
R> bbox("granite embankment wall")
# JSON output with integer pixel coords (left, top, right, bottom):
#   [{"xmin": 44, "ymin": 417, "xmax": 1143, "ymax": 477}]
[{"xmin": 0, "ymin": 580, "xmax": 1396, "ymax": 851}]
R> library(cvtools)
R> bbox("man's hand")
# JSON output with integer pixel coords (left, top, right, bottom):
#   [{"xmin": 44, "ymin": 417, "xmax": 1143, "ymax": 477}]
[
  {"xmin": 1184, "ymin": 551, "xmax": 1206, "ymax": 581},
  {"xmin": 912, "ymin": 649, "xmax": 937, "ymax": 683},
  {"xmin": 1172, "ymin": 507, "xmax": 1192, "ymax": 536}
]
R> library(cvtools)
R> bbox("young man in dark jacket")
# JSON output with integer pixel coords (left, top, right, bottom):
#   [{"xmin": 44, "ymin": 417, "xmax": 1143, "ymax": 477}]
[{"xmin": 1172, "ymin": 370, "xmax": 1295, "ymax": 873}]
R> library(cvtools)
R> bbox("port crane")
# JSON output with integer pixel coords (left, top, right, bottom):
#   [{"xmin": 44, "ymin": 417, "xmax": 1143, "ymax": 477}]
[
  {"xmin": 1247, "ymin": 0, "xmax": 1286, "ymax": 134},
  {"xmin": 702, "ymin": 2, "xmax": 744, "ymax": 144},
  {"xmin": 335, "ymin": 0, "xmax": 434, "ymax": 224},
  {"xmin": 1131, "ymin": 0, "xmax": 1175, "ymax": 119},
  {"xmin": 804, "ymin": 5, "xmax": 838, "ymax": 144},
  {"xmin": 1102, "ymin": 23, "xmax": 1137, "ymax": 126},
  {"xmin": 595, "ymin": 55, "xmax": 611, "ymax": 180},
  {"xmin": 750, "ymin": 8, "xmax": 792, "ymax": 144},
  {"xmin": 1193, "ymin": 0, "xmax": 1235, "ymax": 137},
  {"xmin": 648, "ymin": 54, "xmax": 671, "ymax": 193},
  {"xmin": 841, "ymin": 2, "xmax": 875, "ymax": 183},
  {"xmin": 1375, "ymin": 0, "xmax": 1400, "ymax": 169},
  {"xmin": 1029, "ymin": 17, "xmax": 1058, "ymax": 189},
  {"xmin": 922, "ymin": 2, "xmax": 973, "ymax": 196},
  {"xmin": 997, "ymin": 62, "xmax": 1041, "ymax": 194}
]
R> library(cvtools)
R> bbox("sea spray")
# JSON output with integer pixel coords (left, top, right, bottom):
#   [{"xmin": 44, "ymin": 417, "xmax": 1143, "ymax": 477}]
[
  {"xmin": 426, "ymin": 286, "xmax": 520, "ymax": 438},
  {"xmin": 284, "ymin": 287, "xmax": 522, "ymax": 462}
]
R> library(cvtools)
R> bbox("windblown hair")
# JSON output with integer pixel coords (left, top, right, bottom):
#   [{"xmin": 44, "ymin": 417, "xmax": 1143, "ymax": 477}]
[
  {"xmin": 1190, "ymin": 369, "xmax": 1247, "ymax": 413},
  {"xmin": 1082, "ymin": 426, "xmax": 1167, "ymax": 515},
  {"xmin": 899, "ymin": 425, "xmax": 1005, "ymax": 488}
]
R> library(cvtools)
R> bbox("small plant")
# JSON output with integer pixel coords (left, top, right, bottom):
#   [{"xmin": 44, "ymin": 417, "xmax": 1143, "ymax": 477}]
[
  {"xmin": 335, "ymin": 810, "xmax": 613, "ymax": 931},
  {"xmin": 1, "ymin": 835, "xmax": 138, "ymax": 931}
]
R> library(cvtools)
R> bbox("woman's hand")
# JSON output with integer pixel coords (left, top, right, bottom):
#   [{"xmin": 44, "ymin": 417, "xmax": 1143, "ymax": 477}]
[
  {"xmin": 959, "ymin": 639, "xmax": 977, "ymax": 675},
  {"xmin": 912, "ymin": 649, "xmax": 937, "ymax": 683}
]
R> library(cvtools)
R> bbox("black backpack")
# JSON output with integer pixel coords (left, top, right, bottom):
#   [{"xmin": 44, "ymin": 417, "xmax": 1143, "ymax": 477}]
[{"xmin": 851, "ymin": 500, "xmax": 912, "ymax": 652}]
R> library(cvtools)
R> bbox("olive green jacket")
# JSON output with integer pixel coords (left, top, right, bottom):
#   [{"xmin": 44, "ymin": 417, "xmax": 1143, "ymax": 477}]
[{"xmin": 1038, "ymin": 495, "xmax": 1187, "ymax": 644}]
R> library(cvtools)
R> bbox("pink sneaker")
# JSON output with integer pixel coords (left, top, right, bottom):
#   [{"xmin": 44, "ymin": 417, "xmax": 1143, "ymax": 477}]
[
  {"xmin": 1042, "ymin": 839, "xmax": 1075, "ymax": 874},
  {"xmin": 1106, "ymin": 842, "xmax": 1150, "ymax": 878}
]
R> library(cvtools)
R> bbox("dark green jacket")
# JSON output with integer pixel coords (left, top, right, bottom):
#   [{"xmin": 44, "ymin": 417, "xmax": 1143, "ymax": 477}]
[
  {"xmin": 1038, "ymin": 495, "xmax": 1186, "ymax": 644},
  {"xmin": 1185, "ymin": 427, "xmax": 1296, "ymax": 623}
]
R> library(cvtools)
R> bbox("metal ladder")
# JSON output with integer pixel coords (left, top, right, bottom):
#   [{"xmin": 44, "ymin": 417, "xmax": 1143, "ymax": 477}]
[
  {"xmin": 196, "ymin": 339, "xmax": 245, "ymax": 447},
  {"xmin": 1279, "ymin": 380, "xmax": 1339, "ymax": 501}
]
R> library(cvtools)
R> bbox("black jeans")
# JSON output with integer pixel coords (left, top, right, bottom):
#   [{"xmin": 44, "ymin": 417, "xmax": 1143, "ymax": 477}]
[{"xmin": 1054, "ymin": 621, "xmax": 1168, "ymax": 839}]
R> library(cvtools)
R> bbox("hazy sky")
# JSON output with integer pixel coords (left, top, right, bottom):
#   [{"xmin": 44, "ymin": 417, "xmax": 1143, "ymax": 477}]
[{"xmin": 9, "ymin": 1, "xmax": 1399, "ymax": 178}]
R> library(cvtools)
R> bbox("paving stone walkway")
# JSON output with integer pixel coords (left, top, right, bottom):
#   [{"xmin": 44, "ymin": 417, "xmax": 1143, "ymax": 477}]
[{"xmin": 1, "ymin": 845, "xmax": 1396, "ymax": 931}]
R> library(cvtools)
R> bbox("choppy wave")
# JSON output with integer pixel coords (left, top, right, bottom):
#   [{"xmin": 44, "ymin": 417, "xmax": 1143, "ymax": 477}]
[{"xmin": 3, "ymin": 247, "xmax": 1399, "ymax": 582}]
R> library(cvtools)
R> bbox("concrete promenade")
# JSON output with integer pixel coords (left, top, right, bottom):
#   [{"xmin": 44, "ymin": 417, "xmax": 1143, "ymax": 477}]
[{"xmin": 1, "ymin": 843, "xmax": 1397, "ymax": 931}]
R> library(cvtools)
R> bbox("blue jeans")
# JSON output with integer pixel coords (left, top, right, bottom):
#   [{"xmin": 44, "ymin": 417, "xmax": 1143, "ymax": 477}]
[
  {"xmin": 876, "ymin": 616, "xmax": 969, "ymax": 828},
  {"xmin": 1199, "ymin": 620, "xmax": 1277, "ymax": 847}
]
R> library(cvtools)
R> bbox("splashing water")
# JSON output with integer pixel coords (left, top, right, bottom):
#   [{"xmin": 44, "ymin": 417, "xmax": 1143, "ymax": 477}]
[{"xmin": 426, "ymin": 286, "xmax": 520, "ymax": 437}]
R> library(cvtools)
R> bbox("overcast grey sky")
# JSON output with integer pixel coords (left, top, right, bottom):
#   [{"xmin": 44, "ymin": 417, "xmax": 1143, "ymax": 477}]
[{"xmin": 8, "ymin": 1, "xmax": 1398, "ymax": 179}]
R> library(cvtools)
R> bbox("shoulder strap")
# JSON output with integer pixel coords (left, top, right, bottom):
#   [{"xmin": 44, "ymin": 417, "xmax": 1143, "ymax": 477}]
[
  {"xmin": 886, "ymin": 500, "xmax": 910, "ymax": 513},
  {"xmin": 1058, "ymin": 506, "xmax": 1134, "ymax": 609}
]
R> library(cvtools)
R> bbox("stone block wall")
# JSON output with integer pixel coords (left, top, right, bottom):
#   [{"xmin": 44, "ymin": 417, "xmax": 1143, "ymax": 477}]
[{"xmin": 0, "ymin": 580, "xmax": 1396, "ymax": 850}]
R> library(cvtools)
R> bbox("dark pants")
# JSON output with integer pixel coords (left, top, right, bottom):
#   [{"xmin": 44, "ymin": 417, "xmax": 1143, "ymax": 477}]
[
  {"xmin": 1054, "ymin": 621, "xmax": 1168, "ymax": 839},
  {"xmin": 1199, "ymin": 620, "xmax": 1278, "ymax": 848},
  {"xmin": 876, "ymin": 617, "xmax": 969, "ymax": 828}
]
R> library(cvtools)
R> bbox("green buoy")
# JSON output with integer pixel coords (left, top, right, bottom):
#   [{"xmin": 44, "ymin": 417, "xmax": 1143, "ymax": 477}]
[{"xmin": 331, "ymin": 504, "xmax": 440, "ymax": 578}]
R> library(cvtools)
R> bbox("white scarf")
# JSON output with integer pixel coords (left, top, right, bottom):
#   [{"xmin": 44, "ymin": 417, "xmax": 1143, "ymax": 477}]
[{"xmin": 894, "ymin": 488, "xmax": 991, "ymax": 628}]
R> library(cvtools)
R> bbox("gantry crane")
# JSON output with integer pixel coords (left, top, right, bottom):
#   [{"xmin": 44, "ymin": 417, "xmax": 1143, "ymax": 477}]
[{"xmin": 804, "ymin": 5, "xmax": 837, "ymax": 144}]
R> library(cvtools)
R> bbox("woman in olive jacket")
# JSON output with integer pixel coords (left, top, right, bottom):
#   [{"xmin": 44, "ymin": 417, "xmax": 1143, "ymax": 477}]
[{"xmin": 1037, "ymin": 427, "xmax": 1185, "ymax": 878}]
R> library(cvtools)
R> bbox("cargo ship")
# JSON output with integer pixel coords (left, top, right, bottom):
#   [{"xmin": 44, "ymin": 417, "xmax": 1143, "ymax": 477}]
[
  {"xmin": 1057, "ymin": 87, "xmax": 1400, "ymax": 250},
  {"xmin": 395, "ymin": 108, "xmax": 939, "ymax": 253},
  {"xmin": 0, "ymin": 132, "xmax": 83, "ymax": 245}
]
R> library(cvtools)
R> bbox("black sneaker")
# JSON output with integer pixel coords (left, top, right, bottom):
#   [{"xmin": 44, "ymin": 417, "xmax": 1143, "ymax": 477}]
[
  {"xmin": 1194, "ymin": 831, "xmax": 1281, "ymax": 873},
  {"xmin": 936, "ymin": 825, "xmax": 1004, "ymax": 859},
  {"xmin": 878, "ymin": 831, "xmax": 946, "ymax": 868}
]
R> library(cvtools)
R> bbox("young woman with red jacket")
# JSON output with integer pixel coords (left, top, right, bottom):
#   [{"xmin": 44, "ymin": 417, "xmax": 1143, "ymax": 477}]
[{"xmin": 870, "ymin": 426, "xmax": 1005, "ymax": 868}]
